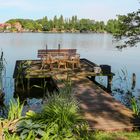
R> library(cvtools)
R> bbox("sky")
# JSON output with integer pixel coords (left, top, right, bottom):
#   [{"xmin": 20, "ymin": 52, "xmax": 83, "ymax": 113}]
[{"xmin": 0, "ymin": 0, "xmax": 139, "ymax": 23}]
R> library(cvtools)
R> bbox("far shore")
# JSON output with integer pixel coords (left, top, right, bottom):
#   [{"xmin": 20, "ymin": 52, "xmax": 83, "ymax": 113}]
[{"xmin": 0, "ymin": 30, "xmax": 108, "ymax": 34}]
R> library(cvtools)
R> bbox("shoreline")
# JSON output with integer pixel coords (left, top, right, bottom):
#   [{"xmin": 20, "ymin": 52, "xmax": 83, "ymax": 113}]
[{"xmin": 0, "ymin": 31, "xmax": 109, "ymax": 34}]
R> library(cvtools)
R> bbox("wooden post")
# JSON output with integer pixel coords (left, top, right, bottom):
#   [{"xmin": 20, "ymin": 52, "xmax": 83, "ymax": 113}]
[
  {"xmin": 58, "ymin": 44, "xmax": 60, "ymax": 50},
  {"xmin": 46, "ymin": 44, "xmax": 48, "ymax": 54},
  {"xmin": 131, "ymin": 73, "xmax": 136, "ymax": 90},
  {"xmin": 107, "ymin": 75, "xmax": 113, "ymax": 92}
]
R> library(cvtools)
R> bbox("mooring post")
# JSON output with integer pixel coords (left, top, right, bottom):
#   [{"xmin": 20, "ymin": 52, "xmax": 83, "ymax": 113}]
[
  {"xmin": 46, "ymin": 44, "xmax": 48, "ymax": 54},
  {"xmin": 107, "ymin": 75, "xmax": 113, "ymax": 92},
  {"xmin": 131, "ymin": 73, "xmax": 136, "ymax": 90}
]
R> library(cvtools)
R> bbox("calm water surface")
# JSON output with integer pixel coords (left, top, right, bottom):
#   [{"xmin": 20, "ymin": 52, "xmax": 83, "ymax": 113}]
[{"xmin": 0, "ymin": 33, "xmax": 140, "ymax": 108}]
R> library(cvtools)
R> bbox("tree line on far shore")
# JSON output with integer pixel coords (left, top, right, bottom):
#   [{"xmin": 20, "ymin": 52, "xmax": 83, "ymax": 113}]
[
  {"xmin": 5, "ymin": 15, "xmax": 119, "ymax": 34},
  {"xmin": 2, "ymin": 11, "xmax": 139, "ymax": 48}
]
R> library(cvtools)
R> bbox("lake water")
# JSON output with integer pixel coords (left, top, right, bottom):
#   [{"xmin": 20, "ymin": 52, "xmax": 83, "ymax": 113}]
[{"xmin": 0, "ymin": 33, "xmax": 140, "ymax": 109}]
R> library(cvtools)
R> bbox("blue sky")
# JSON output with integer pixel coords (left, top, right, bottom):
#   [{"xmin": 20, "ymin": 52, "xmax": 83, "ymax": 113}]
[{"xmin": 0, "ymin": 0, "xmax": 139, "ymax": 23}]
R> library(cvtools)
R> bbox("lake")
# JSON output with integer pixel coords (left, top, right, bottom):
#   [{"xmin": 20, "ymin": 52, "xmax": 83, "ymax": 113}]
[{"xmin": 0, "ymin": 33, "xmax": 140, "ymax": 109}]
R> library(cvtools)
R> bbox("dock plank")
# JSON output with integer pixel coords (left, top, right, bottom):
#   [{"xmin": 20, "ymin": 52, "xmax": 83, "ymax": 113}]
[{"xmin": 56, "ymin": 74, "xmax": 139, "ymax": 131}]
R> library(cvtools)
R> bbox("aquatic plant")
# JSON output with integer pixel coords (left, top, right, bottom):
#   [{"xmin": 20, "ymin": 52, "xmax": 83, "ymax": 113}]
[
  {"xmin": 131, "ymin": 97, "xmax": 140, "ymax": 116},
  {"xmin": 112, "ymin": 68, "xmax": 140, "ymax": 118},
  {"xmin": 113, "ymin": 68, "xmax": 136, "ymax": 107}
]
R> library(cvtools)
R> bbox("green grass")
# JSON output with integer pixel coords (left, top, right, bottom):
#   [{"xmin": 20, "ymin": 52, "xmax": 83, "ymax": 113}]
[{"xmin": 93, "ymin": 131, "xmax": 140, "ymax": 140}]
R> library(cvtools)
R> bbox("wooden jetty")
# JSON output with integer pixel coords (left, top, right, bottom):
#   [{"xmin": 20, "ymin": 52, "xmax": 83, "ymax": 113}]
[
  {"xmin": 13, "ymin": 58, "xmax": 140, "ymax": 131},
  {"xmin": 13, "ymin": 58, "xmax": 114, "ymax": 93},
  {"xmin": 57, "ymin": 74, "xmax": 139, "ymax": 131}
]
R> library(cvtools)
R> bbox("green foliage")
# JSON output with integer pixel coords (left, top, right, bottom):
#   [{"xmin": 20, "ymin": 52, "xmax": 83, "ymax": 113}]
[
  {"xmin": 17, "ymin": 119, "xmax": 46, "ymax": 139},
  {"xmin": 8, "ymin": 98, "xmax": 24, "ymax": 120},
  {"xmin": 42, "ymin": 94, "xmax": 81, "ymax": 127},
  {"xmin": 114, "ymin": 9, "xmax": 140, "ymax": 48},
  {"xmin": 4, "ymin": 10, "xmax": 140, "ymax": 41},
  {"xmin": 4, "ymin": 129, "xmax": 20, "ymax": 140},
  {"xmin": 5, "ymin": 15, "xmax": 108, "ymax": 33},
  {"xmin": 4, "ymin": 129, "xmax": 37, "ymax": 140},
  {"xmin": 26, "ymin": 93, "xmax": 83, "ymax": 125},
  {"xmin": 94, "ymin": 131, "xmax": 140, "ymax": 140},
  {"xmin": 113, "ymin": 68, "xmax": 140, "ymax": 117},
  {"xmin": 131, "ymin": 97, "xmax": 140, "ymax": 116},
  {"xmin": 21, "ymin": 87, "xmax": 90, "ymax": 139},
  {"xmin": 113, "ymin": 68, "xmax": 134, "ymax": 108},
  {"xmin": 1, "ymin": 87, "xmax": 140, "ymax": 139},
  {"xmin": 0, "ymin": 98, "xmax": 24, "ymax": 138},
  {"xmin": 106, "ymin": 19, "xmax": 120, "ymax": 34}
]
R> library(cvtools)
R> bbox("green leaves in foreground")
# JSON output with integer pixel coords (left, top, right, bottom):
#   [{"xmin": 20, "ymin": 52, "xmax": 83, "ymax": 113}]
[
  {"xmin": 8, "ymin": 98, "xmax": 24, "ymax": 121},
  {"xmin": 0, "ymin": 98, "xmax": 24, "ymax": 139},
  {"xmin": 23, "ymin": 93, "xmax": 88, "ymax": 139},
  {"xmin": 131, "ymin": 97, "xmax": 140, "ymax": 116},
  {"xmin": 17, "ymin": 119, "xmax": 46, "ymax": 139},
  {"xmin": 1, "ymin": 88, "xmax": 92, "ymax": 139}
]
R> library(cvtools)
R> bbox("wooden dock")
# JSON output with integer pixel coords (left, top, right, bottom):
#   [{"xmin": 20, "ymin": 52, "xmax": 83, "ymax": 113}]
[
  {"xmin": 57, "ymin": 74, "xmax": 140, "ymax": 131},
  {"xmin": 13, "ymin": 59, "xmax": 140, "ymax": 131}
]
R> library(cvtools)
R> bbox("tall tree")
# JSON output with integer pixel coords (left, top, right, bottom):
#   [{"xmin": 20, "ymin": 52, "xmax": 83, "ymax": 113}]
[
  {"xmin": 53, "ymin": 15, "xmax": 58, "ymax": 28},
  {"xmin": 58, "ymin": 15, "xmax": 64, "ymax": 30}
]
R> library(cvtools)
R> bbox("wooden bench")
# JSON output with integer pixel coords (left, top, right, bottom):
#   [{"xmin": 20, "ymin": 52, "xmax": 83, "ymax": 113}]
[{"xmin": 37, "ymin": 49, "xmax": 77, "ymax": 58}]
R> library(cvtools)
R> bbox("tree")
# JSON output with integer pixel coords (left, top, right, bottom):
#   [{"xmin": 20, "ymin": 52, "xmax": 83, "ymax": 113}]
[
  {"xmin": 114, "ymin": 9, "xmax": 140, "ymax": 48},
  {"xmin": 37, "ymin": 16, "xmax": 48, "ymax": 31},
  {"xmin": 53, "ymin": 15, "xmax": 58, "ymax": 28},
  {"xmin": 106, "ymin": 19, "xmax": 119, "ymax": 34},
  {"xmin": 58, "ymin": 15, "xmax": 64, "ymax": 30}
]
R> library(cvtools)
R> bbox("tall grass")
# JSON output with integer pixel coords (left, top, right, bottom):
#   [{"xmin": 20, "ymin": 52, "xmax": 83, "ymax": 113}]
[
  {"xmin": 8, "ymin": 98, "xmax": 24, "ymax": 120},
  {"xmin": 131, "ymin": 97, "xmax": 140, "ymax": 116},
  {"xmin": 0, "ymin": 98, "xmax": 24, "ymax": 140},
  {"xmin": 24, "ymin": 92, "xmax": 88, "ymax": 139}
]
